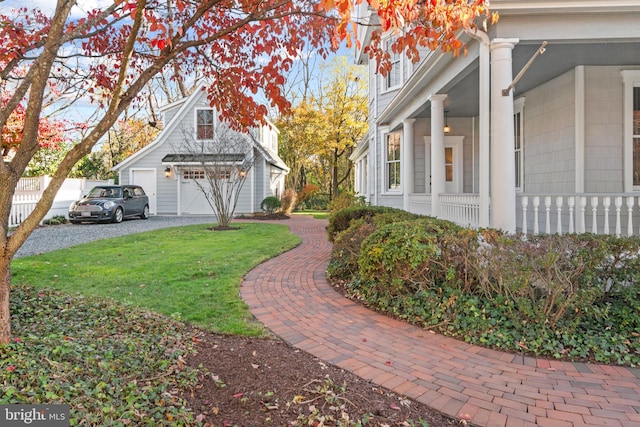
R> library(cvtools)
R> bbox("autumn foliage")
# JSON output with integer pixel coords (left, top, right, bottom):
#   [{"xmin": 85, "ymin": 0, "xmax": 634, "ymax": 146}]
[{"xmin": 0, "ymin": 0, "xmax": 494, "ymax": 343}]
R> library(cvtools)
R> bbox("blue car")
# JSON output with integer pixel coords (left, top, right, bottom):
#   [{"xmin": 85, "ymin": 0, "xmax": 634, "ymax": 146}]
[{"xmin": 69, "ymin": 185, "xmax": 150, "ymax": 224}]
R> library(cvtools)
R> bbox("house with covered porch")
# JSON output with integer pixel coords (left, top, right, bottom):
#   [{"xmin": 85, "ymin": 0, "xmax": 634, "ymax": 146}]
[{"xmin": 351, "ymin": 0, "xmax": 640, "ymax": 236}]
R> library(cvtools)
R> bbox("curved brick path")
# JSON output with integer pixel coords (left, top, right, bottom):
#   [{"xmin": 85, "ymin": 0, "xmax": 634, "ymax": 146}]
[{"xmin": 240, "ymin": 215, "xmax": 640, "ymax": 427}]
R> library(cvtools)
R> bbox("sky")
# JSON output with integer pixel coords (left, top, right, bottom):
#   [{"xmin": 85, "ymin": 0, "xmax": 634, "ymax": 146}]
[
  {"xmin": 0, "ymin": 0, "xmax": 358, "ymax": 128},
  {"xmin": 0, "ymin": 0, "xmax": 111, "ymax": 17}
]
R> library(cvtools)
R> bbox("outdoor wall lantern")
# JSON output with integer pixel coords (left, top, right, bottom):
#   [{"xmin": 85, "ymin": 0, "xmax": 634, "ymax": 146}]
[
  {"xmin": 164, "ymin": 166, "xmax": 172, "ymax": 178},
  {"xmin": 444, "ymin": 110, "xmax": 451, "ymax": 134}
]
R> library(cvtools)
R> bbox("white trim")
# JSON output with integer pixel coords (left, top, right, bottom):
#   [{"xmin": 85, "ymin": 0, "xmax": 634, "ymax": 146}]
[
  {"xmin": 514, "ymin": 97, "xmax": 525, "ymax": 193},
  {"xmin": 194, "ymin": 107, "xmax": 215, "ymax": 141},
  {"xmin": 575, "ymin": 66, "xmax": 585, "ymax": 194},
  {"xmin": 382, "ymin": 130, "xmax": 402, "ymax": 194},
  {"xmin": 381, "ymin": 37, "xmax": 403, "ymax": 93},
  {"xmin": 622, "ymin": 70, "xmax": 640, "ymax": 192}
]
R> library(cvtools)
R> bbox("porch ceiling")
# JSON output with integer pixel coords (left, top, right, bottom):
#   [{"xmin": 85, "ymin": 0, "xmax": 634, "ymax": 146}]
[{"xmin": 415, "ymin": 41, "xmax": 640, "ymax": 119}]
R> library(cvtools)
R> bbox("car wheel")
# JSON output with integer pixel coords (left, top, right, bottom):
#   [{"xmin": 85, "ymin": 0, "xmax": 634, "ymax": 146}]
[
  {"xmin": 140, "ymin": 205, "xmax": 149, "ymax": 219},
  {"xmin": 112, "ymin": 207, "xmax": 124, "ymax": 223},
  {"xmin": 70, "ymin": 220, "xmax": 81, "ymax": 224}
]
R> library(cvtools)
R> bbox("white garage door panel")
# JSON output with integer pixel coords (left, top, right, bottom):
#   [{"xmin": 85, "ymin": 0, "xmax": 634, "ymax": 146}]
[{"xmin": 181, "ymin": 180, "xmax": 213, "ymax": 214}]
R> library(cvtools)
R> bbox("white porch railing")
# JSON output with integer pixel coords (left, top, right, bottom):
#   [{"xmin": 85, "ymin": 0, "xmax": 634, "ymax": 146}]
[
  {"xmin": 519, "ymin": 194, "xmax": 640, "ymax": 237},
  {"xmin": 440, "ymin": 194, "xmax": 480, "ymax": 228},
  {"xmin": 408, "ymin": 194, "xmax": 432, "ymax": 217}
]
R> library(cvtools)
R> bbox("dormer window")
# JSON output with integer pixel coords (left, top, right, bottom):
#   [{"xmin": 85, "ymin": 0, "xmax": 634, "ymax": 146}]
[{"xmin": 196, "ymin": 109, "xmax": 214, "ymax": 140}]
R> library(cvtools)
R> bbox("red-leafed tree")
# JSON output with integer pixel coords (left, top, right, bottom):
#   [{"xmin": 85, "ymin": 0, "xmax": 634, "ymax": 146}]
[
  {"xmin": 0, "ymin": 0, "xmax": 493, "ymax": 344},
  {"xmin": 0, "ymin": 0, "xmax": 335, "ymax": 344}
]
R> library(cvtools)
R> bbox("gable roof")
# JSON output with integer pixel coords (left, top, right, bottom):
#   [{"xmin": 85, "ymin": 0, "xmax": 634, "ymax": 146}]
[
  {"xmin": 113, "ymin": 82, "xmax": 209, "ymax": 171},
  {"xmin": 113, "ymin": 83, "xmax": 288, "ymax": 173}
]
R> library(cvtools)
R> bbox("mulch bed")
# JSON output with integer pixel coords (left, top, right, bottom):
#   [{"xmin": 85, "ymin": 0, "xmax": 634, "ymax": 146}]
[
  {"xmin": 182, "ymin": 328, "xmax": 460, "ymax": 426},
  {"xmin": 183, "ymin": 213, "xmax": 459, "ymax": 426}
]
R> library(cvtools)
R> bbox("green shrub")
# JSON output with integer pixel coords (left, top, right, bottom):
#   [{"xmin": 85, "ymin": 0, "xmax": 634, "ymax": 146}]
[
  {"xmin": 260, "ymin": 196, "xmax": 282, "ymax": 214},
  {"xmin": 43, "ymin": 215, "xmax": 68, "ymax": 225},
  {"xmin": 329, "ymin": 212, "xmax": 640, "ymax": 365},
  {"xmin": 356, "ymin": 218, "xmax": 460, "ymax": 299},
  {"xmin": 299, "ymin": 193, "xmax": 329, "ymax": 211},
  {"xmin": 327, "ymin": 205, "xmax": 419, "ymax": 242},
  {"xmin": 327, "ymin": 219, "xmax": 377, "ymax": 282}
]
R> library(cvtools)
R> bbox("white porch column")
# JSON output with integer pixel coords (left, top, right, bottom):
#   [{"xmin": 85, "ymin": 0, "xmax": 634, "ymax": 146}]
[
  {"xmin": 477, "ymin": 34, "xmax": 491, "ymax": 228},
  {"xmin": 490, "ymin": 39, "xmax": 519, "ymax": 233},
  {"xmin": 430, "ymin": 94, "xmax": 447, "ymax": 217},
  {"xmin": 402, "ymin": 119, "xmax": 415, "ymax": 211}
]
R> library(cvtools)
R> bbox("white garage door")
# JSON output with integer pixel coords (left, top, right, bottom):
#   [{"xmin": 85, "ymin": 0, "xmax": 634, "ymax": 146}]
[{"xmin": 180, "ymin": 170, "xmax": 214, "ymax": 215}]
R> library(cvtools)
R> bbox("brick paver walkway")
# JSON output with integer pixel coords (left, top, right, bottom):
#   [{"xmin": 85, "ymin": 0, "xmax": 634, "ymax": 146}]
[{"xmin": 240, "ymin": 215, "xmax": 640, "ymax": 427}]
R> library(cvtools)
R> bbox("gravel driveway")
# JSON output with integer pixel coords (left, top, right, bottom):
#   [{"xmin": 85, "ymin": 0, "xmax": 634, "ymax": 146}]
[{"xmin": 14, "ymin": 215, "xmax": 218, "ymax": 258}]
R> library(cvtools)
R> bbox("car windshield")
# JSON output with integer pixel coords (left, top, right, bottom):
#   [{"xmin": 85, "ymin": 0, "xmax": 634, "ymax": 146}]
[{"xmin": 87, "ymin": 187, "xmax": 122, "ymax": 198}]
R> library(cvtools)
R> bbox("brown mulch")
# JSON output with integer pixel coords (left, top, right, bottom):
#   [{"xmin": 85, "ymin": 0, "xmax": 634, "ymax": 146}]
[
  {"xmin": 183, "ymin": 213, "xmax": 460, "ymax": 426},
  {"xmin": 182, "ymin": 328, "xmax": 460, "ymax": 427}
]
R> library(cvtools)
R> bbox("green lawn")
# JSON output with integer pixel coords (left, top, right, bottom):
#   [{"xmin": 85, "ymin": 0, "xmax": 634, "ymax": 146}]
[
  {"xmin": 11, "ymin": 222, "xmax": 300, "ymax": 336},
  {"xmin": 293, "ymin": 210, "xmax": 329, "ymax": 220}
]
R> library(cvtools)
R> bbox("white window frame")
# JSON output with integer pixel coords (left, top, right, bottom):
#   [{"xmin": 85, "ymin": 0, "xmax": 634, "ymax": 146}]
[
  {"xmin": 195, "ymin": 108, "xmax": 215, "ymax": 140},
  {"xmin": 383, "ymin": 38, "xmax": 402, "ymax": 91},
  {"xmin": 622, "ymin": 71, "xmax": 640, "ymax": 192},
  {"xmin": 514, "ymin": 97, "xmax": 525, "ymax": 192},
  {"xmin": 385, "ymin": 131, "xmax": 401, "ymax": 192}
]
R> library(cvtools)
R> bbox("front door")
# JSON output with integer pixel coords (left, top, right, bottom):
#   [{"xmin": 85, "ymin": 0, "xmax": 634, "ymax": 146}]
[{"xmin": 423, "ymin": 136, "xmax": 464, "ymax": 194}]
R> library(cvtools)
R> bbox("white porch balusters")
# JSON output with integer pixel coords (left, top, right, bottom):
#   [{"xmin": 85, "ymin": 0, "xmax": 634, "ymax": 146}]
[
  {"xmin": 533, "ymin": 196, "xmax": 540, "ymax": 235},
  {"xmin": 556, "ymin": 196, "xmax": 563, "ymax": 235},
  {"xmin": 518, "ymin": 194, "xmax": 640, "ymax": 237},
  {"xmin": 628, "ymin": 196, "xmax": 635, "ymax": 236},
  {"xmin": 591, "ymin": 197, "xmax": 599, "ymax": 234},
  {"xmin": 521, "ymin": 196, "xmax": 528, "ymax": 234},
  {"xmin": 603, "ymin": 196, "xmax": 611, "ymax": 235},
  {"xmin": 615, "ymin": 197, "xmax": 623, "ymax": 237},
  {"xmin": 544, "ymin": 196, "xmax": 552, "ymax": 234},
  {"xmin": 579, "ymin": 197, "xmax": 587, "ymax": 234},
  {"xmin": 567, "ymin": 196, "xmax": 575, "ymax": 234}
]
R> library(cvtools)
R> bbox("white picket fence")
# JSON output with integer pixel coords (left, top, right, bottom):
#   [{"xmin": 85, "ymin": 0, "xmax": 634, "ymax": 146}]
[{"xmin": 9, "ymin": 177, "xmax": 114, "ymax": 228}]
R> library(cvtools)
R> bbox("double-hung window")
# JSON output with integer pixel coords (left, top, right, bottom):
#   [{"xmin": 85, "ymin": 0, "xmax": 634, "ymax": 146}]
[
  {"xmin": 196, "ymin": 109, "xmax": 214, "ymax": 140},
  {"xmin": 385, "ymin": 39, "xmax": 401, "ymax": 90},
  {"xmin": 386, "ymin": 132, "xmax": 401, "ymax": 190},
  {"xmin": 622, "ymin": 71, "xmax": 640, "ymax": 191},
  {"xmin": 514, "ymin": 98, "xmax": 525, "ymax": 192}
]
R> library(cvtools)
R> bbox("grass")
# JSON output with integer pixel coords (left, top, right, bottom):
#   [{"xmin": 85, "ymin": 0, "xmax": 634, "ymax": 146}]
[
  {"xmin": 11, "ymin": 222, "xmax": 300, "ymax": 336},
  {"xmin": 293, "ymin": 210, "xmax": 329, "ymax": 220}
]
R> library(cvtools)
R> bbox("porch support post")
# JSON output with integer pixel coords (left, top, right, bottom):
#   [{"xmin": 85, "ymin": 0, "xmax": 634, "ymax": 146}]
[
  {"xmin": 402, "ymin": 118, "xmax": 415, "ymax": 211},
  {"xmin": 490, "ymin": 39, "xmax": 519, "ymax": 233},
  {"xmin": 430, "ymin": 94, "xmax": 447, "ymax": 218},
  {"xmin": 477, "ymin": 34, "xmax": 491, "ymax": 228}
]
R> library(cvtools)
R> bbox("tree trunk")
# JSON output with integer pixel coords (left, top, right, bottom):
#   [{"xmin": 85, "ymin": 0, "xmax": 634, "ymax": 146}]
[{"xmin": 0, "ymin": 255, "xmax": 11, "ymax": 345}]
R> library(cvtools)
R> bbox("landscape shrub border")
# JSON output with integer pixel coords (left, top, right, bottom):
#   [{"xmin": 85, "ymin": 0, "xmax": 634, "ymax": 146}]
[{"xmin": 328, "ymin": 208, "xmax": 640, "ymax": 366}]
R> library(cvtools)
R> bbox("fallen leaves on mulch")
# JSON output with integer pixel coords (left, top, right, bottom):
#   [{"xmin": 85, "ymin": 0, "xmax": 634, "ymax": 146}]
[{"xmin": 182, "ymin": 328, "xmax": 460, "ymax": 426}]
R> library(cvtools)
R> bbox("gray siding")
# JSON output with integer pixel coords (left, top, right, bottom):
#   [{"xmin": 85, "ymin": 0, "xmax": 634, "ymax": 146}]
[
  {"xmin": 522, "ymin": 69, "xmax": 576, "ymax": 193},
  {"xmin": 584, "ymin": 66, "xmax": 624, "ymax": 193}
]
